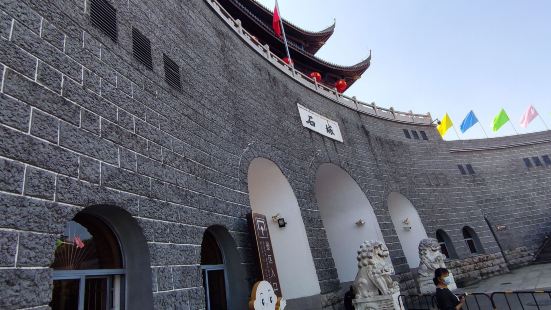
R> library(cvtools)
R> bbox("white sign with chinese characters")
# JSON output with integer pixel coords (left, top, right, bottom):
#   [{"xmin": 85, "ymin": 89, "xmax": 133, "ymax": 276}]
[{"xmin": 297, "ymin": 104, "xmax": 343, "ymax": 142}]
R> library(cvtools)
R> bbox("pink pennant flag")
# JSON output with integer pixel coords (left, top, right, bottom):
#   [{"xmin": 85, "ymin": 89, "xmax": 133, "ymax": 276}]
[
  {"xmin": 519, "ymin": 105, "xmax": 539, "ymax": 128},
  {"xmin": 74, "ymin": 236, "xmax": 85, "ymax": 249}
]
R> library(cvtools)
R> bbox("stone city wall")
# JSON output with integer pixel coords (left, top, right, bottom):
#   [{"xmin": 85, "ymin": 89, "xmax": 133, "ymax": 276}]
[
  {"xmin": 502, "ymin": 246, "xmax": 536, "ymax": 269},
  {"xmin": 0, "ymin": 0, "xmax": 550, "ymax": 309},
  {"xmin": 447, "ymin": 253, "xmax": 508, "ymax": 287},
  {"xmin": 446, "ymin": 131, "xmax": 551, "ymax": 267}
]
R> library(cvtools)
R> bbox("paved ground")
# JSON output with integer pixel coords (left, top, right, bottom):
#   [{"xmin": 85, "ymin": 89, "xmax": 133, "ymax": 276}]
[
  {"xmin": 462, "ymin": 263, "xmax": 551, "ymax": 293},
  {"xmin": 456, "ymin": 264, "xmax": 551, "ymax": 310},
  {"xmin": 400, "ymin": 265, "xmax": 551, "ymax": 309}
]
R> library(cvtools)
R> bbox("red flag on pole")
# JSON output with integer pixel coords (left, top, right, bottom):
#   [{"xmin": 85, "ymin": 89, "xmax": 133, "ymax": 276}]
[
  {"xmin": 273, "ymin": 0, "xmax": 292, "ymax": 64},
  {"xmin": 74, "ymin": 236, "xmax": 85, "ymax": 249},
  {"xmin": 273, "ymin": 1, "xmax": 282, "ymax": 38}
]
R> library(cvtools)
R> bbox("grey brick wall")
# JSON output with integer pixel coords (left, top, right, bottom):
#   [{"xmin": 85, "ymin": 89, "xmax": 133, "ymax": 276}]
[
  {"xmin": 0, "ymin": 0, "xmax": 549, "ymax": 309},
  {"xmin": 446, "ymin": 133, "xmax": 551, "ymax": 263}
]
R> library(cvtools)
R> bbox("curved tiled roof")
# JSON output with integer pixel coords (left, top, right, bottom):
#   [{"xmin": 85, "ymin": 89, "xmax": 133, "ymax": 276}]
[
  {"xmin": 250, "ymin": 0, "xmax": 336, "ymax": 36},
  {"xmin": 205, "ymin": 0, "xmax": 432, "ymax": 125},
  {"xmin": 227, "ymin": 0, "xmax": 371, "ymax": 79},
  {"xmin": 231, "ymin": 0, "xmax": 336, "ymax": 54}
]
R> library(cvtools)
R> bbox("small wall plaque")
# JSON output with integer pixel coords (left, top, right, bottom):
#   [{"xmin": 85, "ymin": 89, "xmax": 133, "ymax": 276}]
[{"xmin": 297, "ymin": 104, "xmax": 343, "ymax": 142}]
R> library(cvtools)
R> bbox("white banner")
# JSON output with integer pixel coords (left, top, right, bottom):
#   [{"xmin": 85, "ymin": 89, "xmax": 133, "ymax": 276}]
[{"xmin": 297, "ymin": 104, "xmax": 343, "ymax": 142}]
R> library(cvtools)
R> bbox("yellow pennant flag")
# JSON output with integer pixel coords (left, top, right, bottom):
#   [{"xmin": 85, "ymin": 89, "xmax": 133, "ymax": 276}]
[{"xmin": 437, "ymin": 113, "xmax": 453, "ymax": 137}]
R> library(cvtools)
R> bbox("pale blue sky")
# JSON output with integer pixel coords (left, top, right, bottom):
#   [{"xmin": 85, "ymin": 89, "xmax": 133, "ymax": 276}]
[{"xmin": 256, "ymin": 0, "xmax": 551, "ymax": 140}]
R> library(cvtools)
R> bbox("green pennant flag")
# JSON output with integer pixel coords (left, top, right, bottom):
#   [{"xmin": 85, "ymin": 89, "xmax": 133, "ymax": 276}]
[{"xmin": 492, "ymin": 108, "xmax": 510, "ymax": 132}]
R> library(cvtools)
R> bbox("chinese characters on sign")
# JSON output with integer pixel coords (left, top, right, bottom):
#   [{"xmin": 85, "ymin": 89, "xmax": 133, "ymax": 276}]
[
  {"xmin": 249, "ymin": 213, "xmax": 282, "ymax": 297},
  {"xmin": 297, "ymin": 104, "xmax": 343, "ymax": 142}
]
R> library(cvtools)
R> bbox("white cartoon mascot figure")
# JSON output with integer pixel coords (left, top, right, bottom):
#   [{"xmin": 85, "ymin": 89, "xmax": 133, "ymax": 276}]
[{"xmin": 249, "ymin": 281, "xmax": 286, "ymax": 310}]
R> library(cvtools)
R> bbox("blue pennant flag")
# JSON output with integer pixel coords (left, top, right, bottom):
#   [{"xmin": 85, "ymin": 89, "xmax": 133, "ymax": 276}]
[{"xmin": 460, "ymin": 110, "xmax": 479, "ymax": 133}]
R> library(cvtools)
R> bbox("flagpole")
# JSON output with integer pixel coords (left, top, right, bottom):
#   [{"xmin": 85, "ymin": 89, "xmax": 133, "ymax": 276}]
[
  {"xmin": 539, "ymin": 115, "xmax": 550, "ymax": 130},
  {"xmin": 478, "ymin": 122, "xmax": 489, "ymax": 138},
  {"xmin": 509, "ymin": 120, "xmax": 518, "ymax": 134},
  {"xmin": 276, "ymin": 0, "xmax": 292, "ymax": 65},
  {"xmin": 452, "ymin": 125, "xmax": 462, "ymax": 140}
]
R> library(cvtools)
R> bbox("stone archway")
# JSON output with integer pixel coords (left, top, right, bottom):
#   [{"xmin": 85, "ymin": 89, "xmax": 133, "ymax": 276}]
[
  {"xmin": 388, "ymin": 193, "xmax": 428, "ymax": 268},
  {"xmin": 463, "ymin": 226, "xmax": 485, "ymax": 254},
  {"xmin": 436, "ymin": 229, "xmax": 458, "ymax": 259},
  {"xmin": 315, "ymin": 163, "xmax": 386, "ymax": 283},
  {"xmin": 201, "ymin": 225, "xmax": 248, "ymax": 310},
  {"xmin": 248, "ymin": 158, "xmax": 320, "ymax": 301},
  {"xmin": 51, "ymin": 205, "xmax": 153, "ymax": 310}
]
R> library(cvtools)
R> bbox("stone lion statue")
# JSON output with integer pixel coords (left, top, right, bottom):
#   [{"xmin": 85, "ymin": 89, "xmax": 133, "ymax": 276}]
[
  {"xmin": 417, "ymin": 238, "xmax": 446, "ymax": 277},
  {"xmin": 353, "ymin": 241, "xmax": 400, "ymax": 298}
]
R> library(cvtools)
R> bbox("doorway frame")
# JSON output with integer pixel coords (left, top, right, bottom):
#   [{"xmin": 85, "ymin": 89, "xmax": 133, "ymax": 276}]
[
  {"xmin": 201, "ymin": 228, "xmax": 233, "ymax": 310},
  {"xmin": 52, "ymin": 269, "xmax": 125, "ymax": 310},
  {"xmin": 200, "ymin": 264, "xmax": 229, "ymax": 310}
]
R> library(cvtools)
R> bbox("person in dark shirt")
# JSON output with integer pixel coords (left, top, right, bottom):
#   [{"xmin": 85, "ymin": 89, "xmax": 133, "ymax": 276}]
[
  {"xmin": 434, "ymin": 268, "xmax": 465, "ymax": 310},
  {"xmin": 343, "ymin": 286, "xmax": 354, "ymax": 310}
]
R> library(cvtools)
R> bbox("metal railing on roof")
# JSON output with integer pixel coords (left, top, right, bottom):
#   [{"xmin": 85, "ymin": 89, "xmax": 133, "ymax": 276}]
[{"xmin": 206, "ymin": 0, "xmax": 433, "ymax": 125}]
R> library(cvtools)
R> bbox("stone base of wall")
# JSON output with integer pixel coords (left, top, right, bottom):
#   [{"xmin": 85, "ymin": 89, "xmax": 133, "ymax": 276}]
[
  {"xmin": 396, "ymin": 271, "xmax": 418, "ymax": 295},
  {"xmin": 352, "ymin": 295, "xmax": 396, "ymax": 310},
  {"xmin": 503, "ymin": 246, "xmax": 535, "ymax": 269},
  {"xmin": 321, "ymin": 291, "xmax": 344, "ymax": 310},
  {"xmin": 447, "ymin": 252, "xmax": 509, "ymax": 287}
]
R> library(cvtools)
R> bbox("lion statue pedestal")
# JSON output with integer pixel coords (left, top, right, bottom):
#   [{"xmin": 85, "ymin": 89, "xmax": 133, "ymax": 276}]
[
  {"xmin": 352, "ymin": 241, "xmax": 401, "ymax": 310},
  {"xmin": 352, "ymin": 295, "xmax": 397, "ymax": 310},
  {"xmin": 416, "ymin": 238, "xmax": 457, "ymax": 294}
]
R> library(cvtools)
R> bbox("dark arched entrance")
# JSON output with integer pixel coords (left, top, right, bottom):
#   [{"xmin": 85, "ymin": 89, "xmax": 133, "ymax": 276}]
[
  {"xmin": 436, "ymin": 229, "xmax": 458, "ymax": 259},
  {"xmin": 201, "ymin": 229, "xmax": 227, "ymax": 310},
  {"xmin": 51, "ymin": 214, "xmax": 124, "ymax": 309},
  {"xmin": 50, "ymin": 205, "xmax": 153, "ymax": 310},
  {"xmin": 201, "ymin": 226, "xmax": 248, "ymax": 310},
  {"xmin": 462, "ymin": 226, "xmax": 484, "ymax": 254}
]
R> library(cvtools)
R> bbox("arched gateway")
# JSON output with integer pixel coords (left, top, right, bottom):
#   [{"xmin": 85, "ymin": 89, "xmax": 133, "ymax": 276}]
[
  {"xmin": 248, "ymin": 158, "xmax": 321, "ymax": 302},
  {"xmin": 388, "ymin": 192, "xmax": 428, "ymax": 268},
  {"xmin": 200, "ymin": 225, "xmax": 248, "ymax": 310},
  {"xmin": 315, "ymin": 163, "xmax": 386, "ymax": 283},
  {"xmin": 50, "ymin": 206, "xmax": 153, "ymax": 309}
]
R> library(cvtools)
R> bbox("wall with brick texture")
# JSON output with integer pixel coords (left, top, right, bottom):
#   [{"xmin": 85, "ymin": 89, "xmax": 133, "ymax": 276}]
[
  {"xmin": 446, "ymin": 132, "xmax": 551, "ymax": 266},
  {"xmin": 447, "ymin": 253, "xmax": 508, "ymax": 287},
  {"xmin": 0, "ymin": 0, "xmax": 550, "ymax": 309}
]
